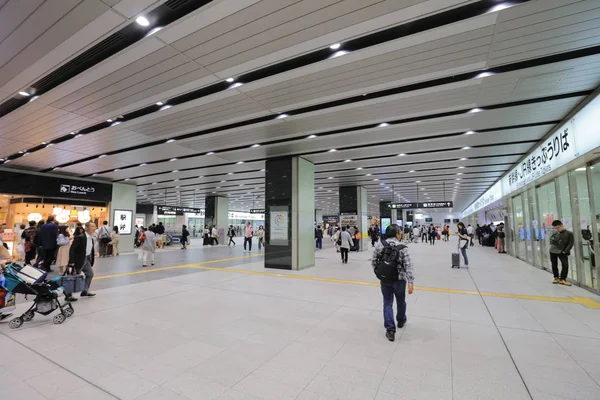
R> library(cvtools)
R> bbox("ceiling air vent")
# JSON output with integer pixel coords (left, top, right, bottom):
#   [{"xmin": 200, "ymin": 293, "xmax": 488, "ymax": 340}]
[
  {"xmin": 165, "ymin": 0, "xmax": 188, "ymax": 10},
  {"xmin": 32, "ymin": 32, "xmax": 125, "ymax": 91}
]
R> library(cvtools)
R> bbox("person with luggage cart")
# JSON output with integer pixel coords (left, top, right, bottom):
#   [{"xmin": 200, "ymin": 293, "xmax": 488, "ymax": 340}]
[{"xmin": 455, "ymin": 222, "xmax": 470, "ymax": 268}]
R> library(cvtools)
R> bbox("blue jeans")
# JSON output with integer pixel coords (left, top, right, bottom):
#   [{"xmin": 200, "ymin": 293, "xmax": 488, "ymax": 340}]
[
  {"xmin": 381, "ymin": 280, "xmax": 407, "ymax": 332},
  {"xmin": 460, "ymin": 247, "xmax": 469, "ymax": 266}
]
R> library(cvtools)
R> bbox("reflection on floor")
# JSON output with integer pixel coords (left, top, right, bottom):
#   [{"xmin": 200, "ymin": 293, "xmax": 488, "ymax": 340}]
[{"xmin": 2, "ymin": 238, "xmax": 600, "ymax": 399}]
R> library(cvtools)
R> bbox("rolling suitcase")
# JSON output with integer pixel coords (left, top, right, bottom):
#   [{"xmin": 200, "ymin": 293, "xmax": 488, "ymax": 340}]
[{"xmin": 451, "ymin": 250, "xmax": 461, "ymax": 268}]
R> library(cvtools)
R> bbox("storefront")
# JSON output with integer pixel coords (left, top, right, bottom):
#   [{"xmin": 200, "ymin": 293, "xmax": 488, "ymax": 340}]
[
  {"xmin": 0, "ymin": 170, "xmax": 114, "ymax": 256},
  {"xmin": 463, "ymin": 91, "xmax": 600, "ymax": 292}
]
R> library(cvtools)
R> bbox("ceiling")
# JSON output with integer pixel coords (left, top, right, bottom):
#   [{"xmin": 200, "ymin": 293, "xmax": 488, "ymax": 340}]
[{"xmin": 1, "ymin": 0, "xmax": 600, "ymax": 216}]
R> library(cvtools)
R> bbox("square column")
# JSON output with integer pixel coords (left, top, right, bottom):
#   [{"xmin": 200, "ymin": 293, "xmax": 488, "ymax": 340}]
[
  {"xmin": 339, "ymin": 186, "xmax": 369, "ymax": 252},
  {"xmin": 265, "ymin": 157, "xmax": 315, "ymax": 270},
  {"xmin": 315, "ymin": 209, "xmax": 323, "ymax": 227},
  {"xmin": 205, "ymin": 195, "xmax": 228, "ymax": 244}
]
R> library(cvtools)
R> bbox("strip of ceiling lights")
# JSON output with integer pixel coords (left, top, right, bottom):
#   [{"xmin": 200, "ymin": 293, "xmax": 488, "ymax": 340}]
[
  {"xmin": 1, "ymin": 0, "xmax": 535, "ymax": 166},
  {"xmin": 95, "ymin": 91, "xmax": 582, "ymax": 181}
]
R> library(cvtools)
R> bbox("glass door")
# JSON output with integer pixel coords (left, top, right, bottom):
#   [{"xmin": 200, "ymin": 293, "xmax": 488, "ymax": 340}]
[
  {"xmin": 537, "ymin": 181, "xmax": 559, "ymax": 271},
  {"xmin": 557, "ymin": 174, "xmax": 577, "ymax": 282},
  {"xmin": 513, "ymin": 195, "xmax": 526, "ymax": 260},
  {"xmin": 528, "ymin": 188, "xmax": 541, "ymax": 267},
  {"xmin": 570, "ymin": 167, "xmax": 593, "ymax": 288},
  {"xmin": 523, "ymin": 190, "xmax": 534, "ymax": 264},
  {"xmin": 588, "ymin": 161, "xmax": 600, "ymax": 290}
]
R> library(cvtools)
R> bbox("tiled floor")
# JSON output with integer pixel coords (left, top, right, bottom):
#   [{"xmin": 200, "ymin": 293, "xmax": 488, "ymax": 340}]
[{"xmin": 2, "ymin": 238, "xmax": 600, "ymax": 399}]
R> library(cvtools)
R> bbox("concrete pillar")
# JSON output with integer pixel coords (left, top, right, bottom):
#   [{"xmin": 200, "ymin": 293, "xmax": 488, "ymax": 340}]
[
  {"xmin": 391, "ymin": 209, "xmax": 398, "ymax": 226},
  {"xmin": 205, "ymin": 196, "xmax": 228, "ymax": 244},
  {"xmin": 109, "ymin": 183, "xmax": 137, "ymax": 252},
  {"xmin": 264, "ymin": 157, "xmax": 315, "ymax": 270},
  {"xmin": 339, "ymin": 186, "xmax": 368, "ymax": 252}
]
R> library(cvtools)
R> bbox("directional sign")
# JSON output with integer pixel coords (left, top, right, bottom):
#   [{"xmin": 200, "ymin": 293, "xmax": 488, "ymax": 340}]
[
  {"xmin": 250, "ymin": 209, "xmax": 265, "ymax": 214},
  {"xmin": 388, "ymin": 201, "xmax": 453, "ymax": 209}
]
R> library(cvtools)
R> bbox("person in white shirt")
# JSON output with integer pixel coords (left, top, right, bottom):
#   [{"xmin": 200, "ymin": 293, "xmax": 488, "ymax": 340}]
[
  {"xmin": 141, "ymin": 227, "xmax": 157, "ymax": 267},
  {"xmin": 467, "ymin": 224, "xmax": 475, "ymax": 246},
  {"xmin": 412, "ymin": 226, "xmax": 420, "ymax": 243},
  {"xmin": 211, "ymin": 226, "xmax": 219, "ymax": 246}
]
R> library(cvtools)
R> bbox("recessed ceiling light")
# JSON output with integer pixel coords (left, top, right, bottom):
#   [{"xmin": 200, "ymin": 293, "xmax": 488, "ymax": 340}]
[
  {"xmin": 329, "ymin": 43, "xmax": 341, "ymax": 50},
  {"xmin": 206, "ymin": 151, "xmax": 215, "ymax": 155},
  {"xmin": 344, "ymin": 159, "xmax": 351, "ymax": 162},
  {"xmin": 373, "ymin": 178, "xmax": 379, "ymax": 181},
  {"xmin": 114, "ymin": 169, "xmax": 120, "ymax": 172},
  {"xmin": 18, "ymin": 91, "xmax": 30, "ymax": 96},
  {"xmin": 225, "ymin": 77, "xmax": 235, "ymax": 83},
  {"xmin": 331, "ymin": 50, "xmax": 349, "ymax": 58},
  {"xmin": 29, "ymin": 96, "xmax": 39, "ymax": 102},
  {"xmin": 462, "ymin": 147, "xmax": 471, "ymax": 150},
  {"xmin": 229, "ymin": 82, "xmax": 243, "ymax": 89},
  {"xmin": 98, "ymin": 154, "xmax": 107, "ymax": 158},
  {"xmin": 398, "ymin": 153, "xmax": 406, "ymax": 157},
  {"xmin": 169, "ymin": 158, "xmax": 177, "ymax": 162},
  {"xmin": 356, "ymin": 167, "xmax": 363, "ymax": 170},
  {"xmin": 139, "ymin": 163, "xmax": 147, "ymax": 167},
  {"xmin": 468, "ymin": 108, "xmax": 483, "ymax": 113},
  {"xmin": 276, "ymin": 113, "xmax": 289, "ymax": 119},
  {"xmin": 136, "ymin": 16, "xmax": 150, "ymax": 26},
  {"xmin": 172, "ymin": 170, "xmax": 179, "ymax": 173},
  {"xmin": 458, "ymin": 166, "xmax": 465, "ymax": 169},
  {"xmin": 328, "ymin": 149, "xmax": 337, "ymax": 152},
  {"xmin": 166, "ymin": 139, "xmax": 176, "ymax": 143},
  {"xmin": 409, "ymin": 170, "xmax": 415, "ymax": 173},
  {"xmin": 378, "ymin": 123, "xmax": 390, "ymax": 127},
  {"xmin": 228, "ymin": 172, "xmax": 233, "ymax": 175},
  {"xmin": 160, "ymin": 105, "xmax": 172, "ymax": 110},
  {"xmin": 474, "ymin": 71, "xmax": 496, "ymax": 79},
  {"xmin": 459, "ymin": 158, "xmax": 468, "ymax": 161},
  {"xmin": 465, "ymin": 130, "xmax": 475, "ymax": 135},
  {"xmin": 156, "ymin": 101, "xmax": 163, "ymax": 106},
  {"xmin": 70, "ymin": 132, "xmax": 76, "ymax": 135},
  {"xmin": 328, "ymin": 177, "xmax": 333, "ymax": 179},
  {"xmin": 106, "ymin": 119, "xmax": 113, "ymax": 122},
  {"xmin": 415, "ymin": 181, "xmax": 421, "ymax": 183},
  {"xmin": 366, "ymin": 174, "xmax": 371, "ymax": 176},
  {"xmin": 456, "ymin": 178, "xmax": 461, "ymax": 181},
  {"xmin": 251, "ymin": 144, "xmax": 260, "ymax": 148},
  {"xmin": 260, "ymin": 169, "xmax": 265, "ymax": 172},
  {"xmin": 92, "ymin": 173, "xmax": 98, "ymax": 176},
  {"xmin": 457, "ymin": 173, "xmax": 463, "ymax": 175}
]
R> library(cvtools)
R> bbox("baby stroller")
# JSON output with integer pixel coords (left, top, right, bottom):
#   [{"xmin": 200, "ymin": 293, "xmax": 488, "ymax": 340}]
[{"xmin": 0, "ymin": 263, "xmax": 74, "ymax": 329}]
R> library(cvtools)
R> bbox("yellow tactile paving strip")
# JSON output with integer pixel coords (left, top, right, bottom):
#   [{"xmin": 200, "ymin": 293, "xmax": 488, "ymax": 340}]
[{"xmin": 94, "ymin": 254, "xmax": 600, "ymax": 309}]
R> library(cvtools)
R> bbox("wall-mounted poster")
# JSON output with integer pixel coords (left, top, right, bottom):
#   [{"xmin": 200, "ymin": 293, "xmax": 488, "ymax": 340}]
[
  {"xmin": 381, "ymin": 218, "xmax": 391, "ymax": 234},
  {"xmin": 269, "ymin": 207, "xmax": 289, "ymax": 245},
  {"xmin": 340, "ymin": 214, "xmax": 358, "ymax": 227},
  {"xmin": 114, "ymin": 209, "xmax": 133, "ymax": 235}
]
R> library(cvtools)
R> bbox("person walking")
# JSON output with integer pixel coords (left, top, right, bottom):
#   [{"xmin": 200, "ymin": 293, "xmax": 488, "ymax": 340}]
[
  {"xmin": 55, "ymin": 225, "xmax": 72, "ymax": 275},
  {"xmin": 110, "ymin": 226, "xmax": 120, "ymax": 256},
  {"xmin": 202, "ymin": 225, "xmax": 209, "ymax": 246},
  {"xmin": 476, "ymin": 224, "xmax": 482, "ymax": 245},
  {"xmin": 180, "ymin": 225, "xmax": 190, "ymax": 249},
  {"xmin": 467, "ymin": 224, "xmax": 475, "ymax": 246},
  {"xmin": 315, "ymin": 225, "xmax": 323, "ymax": 250},
  {"xmin": 97, "ymin": 221, "xmax": 111, "ymax": 257},
  {"xmin": 67, "ymin": 221, "xmax": 97, "ymax": 298},
  {"xmin": 141, "ymin": 227, "xmax": 157, "ymax": 267},
  {"xmin": 257, "ymin": 225, "xmax": 265, "ymax": 250},
  {"xmin": 244, "ymin": 222, "xmax": 253, "ymax": 252},
  {"xmin": 549, "ymin": 220, "xmax": 574, "ymax": 285},
  {"xmin": 155, "ymin": 222, "xmax": 165, "ymax": 249},
  {"xmin": 227, "ymin": 225, "xmax": 236, "ymax": 246},
  {"xmin": 339, "ymin": 226, "xmax": 353, "ymax": 264},
  {"xmin": 456, "ymin": 222, "xmax": 470, "ymax": 267},
  {"xmin": 40, "ymin": 215, "xmax": 59, "ymax": 272},
  {"xmin": 371, "ymin": 225, "xmax": 380, "ymax": 247},
  {"xmin": 332, "ymin": 227, "xmax": 341, "ymax": 253},
  {"xmin": 428, "ymin": 224, "xmax": 436, "ymax": 246},
  {"xmin": 211, "ymin": 225, "xmax": 219, "ymax": 246},
  {"xmin": 421, "ymin": 225, "xmax": 428, "ymax": 244},
  {"xmin": 412, "ymin": 225, "xmax": 420, "ymax": 243},
  {"xmin": 372, "ymin": 224, "xmax": 414, "ymax": 342}
]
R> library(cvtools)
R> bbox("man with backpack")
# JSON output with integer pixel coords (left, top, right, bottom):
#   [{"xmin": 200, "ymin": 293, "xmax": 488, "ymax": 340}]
[
  {"xmin": 97, "ymin": 221, "xmax": 111, "ymax": 257},
  {"xmin": 372, "ymin": 224, "xmax": 415, "ymax": 342}
]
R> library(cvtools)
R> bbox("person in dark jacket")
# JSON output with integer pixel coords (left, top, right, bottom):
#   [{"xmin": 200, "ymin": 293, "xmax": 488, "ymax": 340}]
[
  {"xmin": 21, "ymin": 221, "xmax": 37, "ymax": 265},
  {"xmin": 67, "ymin": 221, "xmax": 97, "ymax": 298},
  {"xmin": 181, "ymin": 225, "xmax": 190, "ymax": 249},
  {"xmin": 315, "ymin": 226, "xmax": 324, "ymax": 250},
  {"xmin": 40, "ymin": 215, "xmax": 59, "ymax": 272},
  {"xmin": 549, "ymin": 220, "xmax": 574, "ymax": 286},
  {"xmin": 155, "ymin": 222, "xmax": 165, "ymax": 248}
]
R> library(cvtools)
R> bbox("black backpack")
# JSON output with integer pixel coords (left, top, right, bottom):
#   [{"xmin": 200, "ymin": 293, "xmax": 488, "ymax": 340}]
[{"xmin": 374, "ymin": 241, "xmax": 405, "ymax": 283}]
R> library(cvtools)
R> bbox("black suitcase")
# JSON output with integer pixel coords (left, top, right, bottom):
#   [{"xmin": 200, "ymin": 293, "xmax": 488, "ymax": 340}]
[{"xmin": 451, "ymin": 251, "xmax": 461, "ymax": 268}]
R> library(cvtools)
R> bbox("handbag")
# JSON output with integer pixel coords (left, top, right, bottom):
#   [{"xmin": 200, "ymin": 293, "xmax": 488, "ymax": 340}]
[
  {"xmin": 60, "ymin": 268, "xmax": 85, "ymax": 293},
  {"xmin": 57, "ymin": 235, "xmax": 69, "ymax": 246}
]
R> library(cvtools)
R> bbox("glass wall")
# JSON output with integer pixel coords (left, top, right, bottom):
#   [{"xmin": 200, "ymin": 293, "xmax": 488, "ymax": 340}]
[
  {"xmin": 502, "ymin": 159, "xmax": 600, "ymax": 292},
  {"xmin": 537, "ymin": 181, "xmax": 558, "ymax": 271},
  {"xmin": 512, "ymin": 195, "xmax": 526, "ymax": 260}
]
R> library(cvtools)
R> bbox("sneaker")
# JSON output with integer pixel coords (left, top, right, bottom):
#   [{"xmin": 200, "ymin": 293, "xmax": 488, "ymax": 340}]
[
  {"xmin": 559, "ymin": 280, "xmax": 572, "ymax": 286},
  {"xmin": 385, "ymin": 330, "xmax": 395, "ymax": 342},
  {"xmin": 80, "ymin": 292, "xmax": 96, "ymax": 297},
  {"xmin": 142, "ymin": 265, "xmax": 148, "ymax": 268},
  {"xmin": 397, "ymin": 320, "xmax": 406, "ymax": 329},
  {"xmin": 65, "ymin": 296, "xmax": 78, "ymax": 302},
  {"xmin": 553, "ymin": 278, "xmax": 559, "ymax": 284}
]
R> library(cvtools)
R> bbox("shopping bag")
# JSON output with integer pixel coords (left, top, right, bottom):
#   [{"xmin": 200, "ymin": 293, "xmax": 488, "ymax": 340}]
[{"xmin": 61, "ymin": 275, "xmax": 85, "ymax": 293}]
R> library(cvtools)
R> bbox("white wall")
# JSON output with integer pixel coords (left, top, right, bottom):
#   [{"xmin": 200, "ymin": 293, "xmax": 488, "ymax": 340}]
[{"xmin": 109, "ymin": 183, "xmax": 137, "ymax": 252}]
